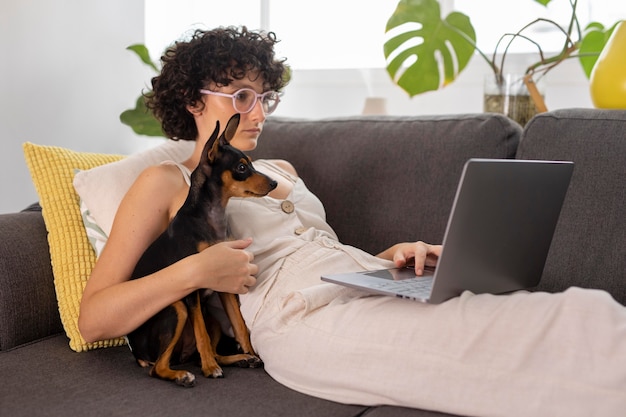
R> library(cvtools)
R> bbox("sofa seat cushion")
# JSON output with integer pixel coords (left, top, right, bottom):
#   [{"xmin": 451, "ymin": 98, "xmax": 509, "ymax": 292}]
[{"xmin": 0, "ymin": 335, "xmax": 372, "ymax": 417}]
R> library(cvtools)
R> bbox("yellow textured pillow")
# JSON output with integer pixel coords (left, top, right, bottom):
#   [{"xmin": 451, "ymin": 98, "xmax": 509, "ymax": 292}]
[{"xmin": 23, "ymin": 142, "xmax": 125, "ymax": 352}]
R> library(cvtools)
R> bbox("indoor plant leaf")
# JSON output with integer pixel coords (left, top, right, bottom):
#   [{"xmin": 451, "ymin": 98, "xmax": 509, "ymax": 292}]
[
  {"xmin": 121, "ymin": 44, "xmax": 163, "ymax": 137},
  {"xmin": 384, "ymin": 0, "xmax": 476, "ymax": 97},
  {"xmin": 120, "ymin": 96, "xmax": 163, "ymax": 137},
  {"xmin": 126, "ymin": 44, "xmax": 159, "ymax": 72},
  {"xmin": 579, "ymin": 22, "xmax": 619, "ymax": 78}
]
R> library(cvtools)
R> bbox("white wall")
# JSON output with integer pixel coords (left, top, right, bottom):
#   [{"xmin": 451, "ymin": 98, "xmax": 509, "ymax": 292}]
[
  {"xmin": 0, "ymin": 0, "xmax": 595, "ymax": 214},
  {"xmin": 0, "ymin": 0, "xmax": 152, "ymax": 213}
]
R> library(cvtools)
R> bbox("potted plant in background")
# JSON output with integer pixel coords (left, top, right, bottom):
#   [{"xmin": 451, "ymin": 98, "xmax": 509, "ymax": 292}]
[
  {"xmin": 120, "ymin": 44, "xmax": 163, "ymax": 137},
  {"xmin": 384, "ymin": 0, "xmax": 621, "ymax": 125}
]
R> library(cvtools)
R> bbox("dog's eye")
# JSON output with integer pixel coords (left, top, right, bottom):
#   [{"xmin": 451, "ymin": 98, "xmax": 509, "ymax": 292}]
[{"xmin": 236, "ymin": 163, "xmax": 248, "ymax": 173}]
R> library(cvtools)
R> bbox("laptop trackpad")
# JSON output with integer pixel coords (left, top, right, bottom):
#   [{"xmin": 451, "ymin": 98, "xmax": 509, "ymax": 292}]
[{"xmin": 363, "ymin": 266, "xmax": 435, "ymax": 281}]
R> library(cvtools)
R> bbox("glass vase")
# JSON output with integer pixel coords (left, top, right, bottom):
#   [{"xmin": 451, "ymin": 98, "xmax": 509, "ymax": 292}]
[{"xmin": 483, "ymin": 74, "xmax": 546, "ymax": 126}]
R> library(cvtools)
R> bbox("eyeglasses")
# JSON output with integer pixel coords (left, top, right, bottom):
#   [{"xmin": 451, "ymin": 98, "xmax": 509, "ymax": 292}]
[{"xmin": 199, "ymin": 88, "xmax": 281, "ymax": 115}]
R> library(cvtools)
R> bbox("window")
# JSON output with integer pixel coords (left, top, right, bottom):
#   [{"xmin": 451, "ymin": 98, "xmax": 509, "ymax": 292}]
[
  {"xmin": 145, "ymin": 0, "xmax": 262, "ymax": 61},
  {"xmin": 145, "ymin": 0, "xmax": 626, "ymax": 69},
  {"xmin": 145, "ymin": 0, "xmax": 396, "ymax": 69},
  {"xmin": 263, "ymin": 1, "xmax": 397, "ymax": 69}
]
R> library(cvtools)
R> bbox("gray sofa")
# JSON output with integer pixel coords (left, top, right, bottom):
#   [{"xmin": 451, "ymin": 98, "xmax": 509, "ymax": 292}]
[{"xmin": 1, "ymin": 108, "xmax": 624, "ymax": 417}]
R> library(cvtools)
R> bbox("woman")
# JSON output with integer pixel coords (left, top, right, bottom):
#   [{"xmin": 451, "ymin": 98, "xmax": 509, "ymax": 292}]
[{"xmin": 78, "ymin": 26, "xmax": 626, "ymax": 416}]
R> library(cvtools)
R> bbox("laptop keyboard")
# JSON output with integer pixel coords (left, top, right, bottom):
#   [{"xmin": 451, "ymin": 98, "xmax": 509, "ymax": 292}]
[{"xmin": 369, "ymin": 276, "xmax": 434, "ymax": 299}]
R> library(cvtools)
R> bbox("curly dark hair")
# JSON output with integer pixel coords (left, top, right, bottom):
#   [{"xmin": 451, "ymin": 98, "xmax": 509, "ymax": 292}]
[{"xmin": 145, "ymin": 26, "xmax": 290, "ymax": 140}]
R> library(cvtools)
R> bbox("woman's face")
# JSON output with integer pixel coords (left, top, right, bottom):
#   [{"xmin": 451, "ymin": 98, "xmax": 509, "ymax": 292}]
[{"xmin": 192, "ymin": 72, "xmax": 270, "ymax": 152}]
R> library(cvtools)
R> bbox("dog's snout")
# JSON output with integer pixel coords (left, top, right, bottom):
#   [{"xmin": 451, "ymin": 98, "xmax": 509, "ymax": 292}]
[{"xmin": 269, "ymin": 179, "xmax": 278, "ymax": 190}]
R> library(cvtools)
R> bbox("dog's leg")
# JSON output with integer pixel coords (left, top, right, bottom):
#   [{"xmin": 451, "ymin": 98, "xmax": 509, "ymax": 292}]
[
  {"xmin": 150, "ymin": 301, "xmax": 196, "ymax": 387},
  {"xmin": 190, "ymin": 291, "xmax": 224, "ymax": 378},
  {"xmin": 217, "ymin": 292, "xmax": 263, "ymax": 368}
]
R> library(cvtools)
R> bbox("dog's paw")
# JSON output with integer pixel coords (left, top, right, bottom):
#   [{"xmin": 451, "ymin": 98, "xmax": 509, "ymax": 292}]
[
  {"xmin": 203, "ymin": 366, "xmax": 224, "ymax": 379},
  {"xmin": 175, "ymin": 371, "xmax": 196, "ymax": 388},
  {"xmin": 234, "ymin": 355, "xmax": 263, "ymax": 368},
  {"xmin": 247, "ymin": 356, "xmax": 263, "ymax": 368}
]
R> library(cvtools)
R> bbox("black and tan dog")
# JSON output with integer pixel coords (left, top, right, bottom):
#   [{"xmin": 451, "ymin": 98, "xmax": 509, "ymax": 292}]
[{"xmin": 126, "ymin": 114, "xmax": 276, "ymax": 387}]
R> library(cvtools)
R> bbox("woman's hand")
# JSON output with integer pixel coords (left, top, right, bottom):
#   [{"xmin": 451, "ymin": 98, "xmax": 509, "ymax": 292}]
[
  {"xmin": 377, "ymin": 241, "xmax": 442, "ymax": 275},
  {"xmin": 191, "ymin": 238, "xmax": 259, "ymax": 294}
]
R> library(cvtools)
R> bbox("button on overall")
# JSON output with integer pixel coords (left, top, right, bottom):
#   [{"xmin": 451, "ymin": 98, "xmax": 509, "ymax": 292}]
[{"xmin": 281, "ymin": 200, "xmax": 294, "ymax": 214}]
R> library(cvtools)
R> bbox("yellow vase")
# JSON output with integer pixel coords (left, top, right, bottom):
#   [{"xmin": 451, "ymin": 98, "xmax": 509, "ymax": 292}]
[{"xmin": 589, "ymin": 21, "xmax": 626, "ymax": 109}]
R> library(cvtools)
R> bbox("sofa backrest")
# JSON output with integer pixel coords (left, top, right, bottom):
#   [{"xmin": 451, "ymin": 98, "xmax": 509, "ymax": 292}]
[
  {"xmin": 516, "ymin": 108, "xmax": 626, "ymax": 304},
  {"xmin": 252, "ymin": 114, "xmax": 521, "ymax": 255}
]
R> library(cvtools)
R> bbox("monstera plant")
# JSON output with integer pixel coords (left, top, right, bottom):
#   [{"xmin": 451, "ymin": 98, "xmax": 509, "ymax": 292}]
[{"xmin": 384, "ymin": 0, "xmax": 620, "ymax": 98}]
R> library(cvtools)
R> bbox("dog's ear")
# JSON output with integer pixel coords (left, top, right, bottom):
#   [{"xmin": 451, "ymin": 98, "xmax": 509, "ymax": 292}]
[
  {"xmin": 204, "ymin": 120, "xmax": 221, "ymax": 164},
  {"xmin": 220, "ymin": 113, "xmax": 240, "ymax": 146}
]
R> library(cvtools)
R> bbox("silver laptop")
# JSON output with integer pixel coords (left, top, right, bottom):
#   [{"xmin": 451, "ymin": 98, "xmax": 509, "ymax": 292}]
[{"xmin": 321, "ymin": 158, "xmax": 574, "ymax": 304}]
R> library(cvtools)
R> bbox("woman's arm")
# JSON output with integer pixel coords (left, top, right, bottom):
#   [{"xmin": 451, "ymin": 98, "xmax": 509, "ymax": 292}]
[
  {"xmin": 377, "ymin": 241, "xmax": 442, "ymax": 276},
  {"xmin": 78, "ymin": 164, "xmax": 257, "ymax": 343}
]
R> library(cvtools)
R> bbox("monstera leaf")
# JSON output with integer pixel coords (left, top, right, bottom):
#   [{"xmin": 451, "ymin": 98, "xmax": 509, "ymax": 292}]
[
  {"xmin": 384, "ymin": 0, "xmax": 621, "ymax": 98},
  {"xmin": 384, "ymin": 0, "xmax": 477, "ymax": 97}
]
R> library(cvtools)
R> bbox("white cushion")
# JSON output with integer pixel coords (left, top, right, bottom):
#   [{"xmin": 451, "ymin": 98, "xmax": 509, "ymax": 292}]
[{"xmin": 73, "ymin": 139, "xmax": 195, "ymax": 244}]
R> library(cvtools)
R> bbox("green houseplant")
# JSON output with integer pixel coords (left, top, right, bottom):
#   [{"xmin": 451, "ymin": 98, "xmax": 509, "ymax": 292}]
[
  {"xmin": 120, "ymin": 44, "xmax": 163, "ymax": 137},
  {"xmin": 384, "ymin": 0, "xmax": 621, "ymax": 123}
]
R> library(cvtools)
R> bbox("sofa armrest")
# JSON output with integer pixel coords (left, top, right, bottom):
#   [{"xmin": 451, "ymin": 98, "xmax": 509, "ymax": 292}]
[{"xmin": 0, "ymin": 207, "xmax": 63, "ymax": 350}]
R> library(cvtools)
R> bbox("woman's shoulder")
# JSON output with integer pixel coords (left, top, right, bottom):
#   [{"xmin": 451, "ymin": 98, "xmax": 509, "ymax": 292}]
[
  {"xmin": 136, "ymin": 162, "xmax": 189, "ymax": 191},
  {"xmin": 258, "ymin": 159, "xmax": 298, "ymax": 177},
  {"xmin": 122, "ymin": 163, "xmax": 190, "ymax": 220}
]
